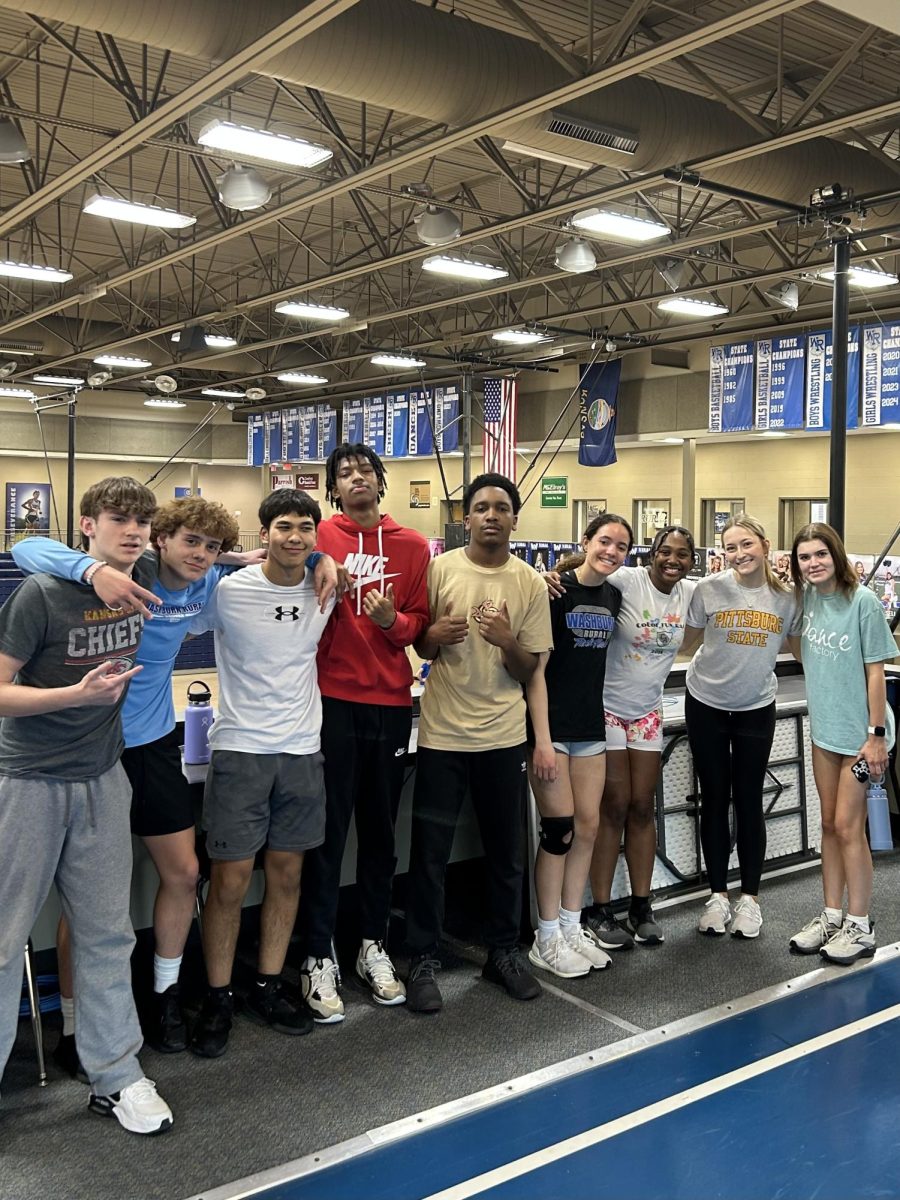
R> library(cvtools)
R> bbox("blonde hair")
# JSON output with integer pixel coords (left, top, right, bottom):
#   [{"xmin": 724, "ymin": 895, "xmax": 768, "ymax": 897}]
[{"xmin": 721, "ymin": 512, "xmax": 791, "ymax": 595}]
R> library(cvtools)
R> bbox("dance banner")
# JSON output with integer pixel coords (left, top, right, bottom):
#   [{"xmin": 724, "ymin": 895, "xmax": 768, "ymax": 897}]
[
  {"xmin": 342, "ymin": 397, "xmax": 365, "ymax": 444},
  {"xmin": 861, "ymin": 323, "xmax": 900, "ymax": 426},
  {"xmin": 709, "ymin": 342, "xmax": 753, "ymax": 433},
  {"xmin": 385, "ymin": 392, "xmax": 409, "ymax": 458},
  {"xmin": 410, "ymin": 389, "xmax": 434, "ymax": 456},
  {"xmin": 578, "ymin": 359, "xmax": 621, "ymax": 467},
  {"xmin": 281, "ymin": 408, "xmax": 300, "ymax": 461},
  {"xmin": 364, "ymin": 395, "xmax": 386, "ymax": 455},
  {"xmin": 317, "ymin": 407, "xmax": 337, "ymax": 459},
  {"xmin": 755, "ymin": 335, "xmax": 805, "ymax": 430},
  {"xmin": 247, "ymin": 414, "xmax": 265, "ymax": 466},
  {"xmin": 806, "ymin": 327, "xmax": 860, "ymax": 430}
]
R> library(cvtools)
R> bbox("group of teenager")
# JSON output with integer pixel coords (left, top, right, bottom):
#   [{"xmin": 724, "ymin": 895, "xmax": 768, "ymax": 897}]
[{"xmin": 0, "ymin": 440, "xmax": 894, "ymax": 1138}]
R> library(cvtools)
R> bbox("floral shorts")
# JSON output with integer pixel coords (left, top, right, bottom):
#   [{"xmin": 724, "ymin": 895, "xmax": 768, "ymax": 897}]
[{"xmin": 604, "ymin": 707, "xmax": 663, "ymax": 753}]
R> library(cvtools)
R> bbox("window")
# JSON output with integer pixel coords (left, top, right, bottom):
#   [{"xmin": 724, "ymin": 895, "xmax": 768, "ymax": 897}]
[
  {"xmin": 779, "ymin": 498, "xmax": 828, "ymax": 547},
  {"xmin": 700, "ymin": 498, "xmax": 745, "ymax": 546},
  {"xmin": 572, "ymin": 498, "xmax": 607, "ymax": 540},
  {"xmin": 633, "ymin": 498, "xmax": 671, "ymax": 545}
]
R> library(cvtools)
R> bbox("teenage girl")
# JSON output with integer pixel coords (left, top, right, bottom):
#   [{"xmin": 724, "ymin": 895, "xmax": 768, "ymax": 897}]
[
  {"xmin": 583, "ymin": 525, "xmax": 697, "ymax": 950},
  {"xmin": 525, "ymin": 513, "xmax": 632, "ymax": 978},
  {"xmin": 789, "ymin": 523, "xmax": 896, "ymax": 964},
  {"xmin": 682, "ymin": 514, "xmax": 801, "ymax": 939}
]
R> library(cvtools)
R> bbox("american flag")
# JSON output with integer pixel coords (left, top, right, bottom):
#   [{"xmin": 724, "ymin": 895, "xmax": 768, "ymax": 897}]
[{"xmin": 483, "ymin": 378, "xmax": 518, "ymax": 482}]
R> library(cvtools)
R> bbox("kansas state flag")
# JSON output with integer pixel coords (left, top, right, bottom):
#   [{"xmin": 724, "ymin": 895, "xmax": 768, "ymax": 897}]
[{"xmin": 578, "ymin": 359, "xmax": 621, "ymax": 467}]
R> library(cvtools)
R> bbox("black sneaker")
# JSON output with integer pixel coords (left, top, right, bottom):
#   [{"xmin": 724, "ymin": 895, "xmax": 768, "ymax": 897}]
[
  {"xmin": 52, "ymin": 1032, "xmax": 88, "ymax": 1084},
  {"xmin": 626, "ymin": 901, "xmax": 665, "ymax": 946},
  {"xmin": 145, "ymin": 984, "xmax": 188, "ymax": 1053},
  {"xmin": 583, "ymin": 903, "xmax": 635, "ymax": 951},
  {"xmin": 189, "ymin": 990, "xmax": 233, "ymax": 1058},
  {"xmin": 406, "ymin": 954, "xmax": 443, "ymax": 1014},
  {"xmin": 243, "ymin": 980, "xmax": 313, "ymax": 1036},
  {"xmin": 482, "ymin": 947, "xmax": 541, "ymax": 1001}
]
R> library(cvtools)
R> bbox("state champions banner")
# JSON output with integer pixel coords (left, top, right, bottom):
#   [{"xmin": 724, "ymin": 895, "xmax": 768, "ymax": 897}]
[
  {"xmin": 755, "ymin": 335, "xmax": 805, "ymax": 430},
  {"xmin": 317, "ymin": 407, "xmax": 337, "ymax": 459},
  {"xmin": 342, "ymin": 397, "xmax": 365, "ymax": 443},
  {"xmin": 281, "ymin": 407, "xmax": 300, "ymax": 461},
  {"xmin": 385, "ymin": 392, "xmax": 409, "ymax": 457},
  {"xmin": 299, "ymin": 406, "xmax": 318, "ymax": 459},
  {"xmin": 434, "ymin": 385, "xmax": 460, "ymax": 453},
  {"xmin": 806, "ymin": 327, "xmax": 860, "ymax": 430},
  {"xmin": 578, "ymin": 359, "xmax": 621, "ymax": 467},
  {"xmin": 862, "ymin": 322, "xmax": 900, "ymax": 426},
  {"xmin": 709, "ymin": 342, "xmax": 753, "ymax": 433},
  {"xmin": 247, "ymin": 413, "xmax": 265, "ymax": 466},
  {"xmin": 364, "ymin": 395, "xmax": 386, "ymax": 454}
]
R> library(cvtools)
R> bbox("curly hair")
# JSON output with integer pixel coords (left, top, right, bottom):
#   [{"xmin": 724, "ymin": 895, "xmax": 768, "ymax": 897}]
[{"xmin": 151, "ymin": 497, "xmax": 239, "ymax": 552}]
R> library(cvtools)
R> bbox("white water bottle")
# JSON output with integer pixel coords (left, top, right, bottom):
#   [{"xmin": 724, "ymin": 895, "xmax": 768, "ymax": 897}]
[{"xmin": 867, "ymin": 780, "xmax": 893, "ymax": 851}]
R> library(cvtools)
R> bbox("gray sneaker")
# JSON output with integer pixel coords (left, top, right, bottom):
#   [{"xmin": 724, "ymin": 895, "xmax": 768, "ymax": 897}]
[
  {"xmin": 583, "ymin": 904, "xmax": 634, "ymax": 950},
  {"xmin": 626, "ymin": 902, "xmax": 664, "ymax": 946},
  {"xmin": 789, "ymin": 912, "xmax": 842, "ymax": 955},
  {"xmin": 820, "ymin": 919, "xmax": 876, "ymax": 965}
]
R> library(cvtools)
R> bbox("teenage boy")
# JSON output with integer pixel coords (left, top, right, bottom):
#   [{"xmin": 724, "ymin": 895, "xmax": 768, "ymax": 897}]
[
  {"xmin": 13, "ymin": 499, "xmax": 338, "ymax": 1062},
  {"xmin": 298, "ymin": 443, "xmax": 430, "ymax": 1022},
  {"xmin": 0, "ymin": 477, "xmax": 174, "ymax": 1135},
  {"xmin": 405, "ymin": 473, "xmax": 552, "ymax": 1013},
  {"xmin": 188, "ymin": 489, "xmax": 335, "ymax": 1058}
]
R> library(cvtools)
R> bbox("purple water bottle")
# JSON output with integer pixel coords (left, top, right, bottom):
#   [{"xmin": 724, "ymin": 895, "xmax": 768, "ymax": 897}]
[{"xmin": 184, "ymin": 679, "xmax": 214, "ymax": 764}]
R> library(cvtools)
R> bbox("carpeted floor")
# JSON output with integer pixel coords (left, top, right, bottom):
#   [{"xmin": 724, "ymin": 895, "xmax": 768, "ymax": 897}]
[{"xmin": 5, "ymin": 855, "xmax": 900, "ymax": 1200}]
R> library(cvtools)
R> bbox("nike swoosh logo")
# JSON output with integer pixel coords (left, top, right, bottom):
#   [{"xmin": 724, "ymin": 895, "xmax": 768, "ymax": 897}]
[
  {"xmin": 352, "ymin": 571, "xmax": 402, "ymax": 589},
  {"xmin": 394, "ymin": 747, "xmax": 406, "ymax": 757}
]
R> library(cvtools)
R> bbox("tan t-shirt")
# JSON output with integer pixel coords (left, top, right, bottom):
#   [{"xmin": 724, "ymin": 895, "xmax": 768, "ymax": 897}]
[{"xmin": 418, "ymin": 548, "xmax": 553, "ymax": 751}]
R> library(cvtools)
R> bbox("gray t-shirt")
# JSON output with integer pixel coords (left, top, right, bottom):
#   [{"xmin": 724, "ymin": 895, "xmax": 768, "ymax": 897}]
[
  {"xmin": 0, "ymin": 574, "xmax": 143, "ymax": 780},
  {"xmin": 686, "ymin": 571, "xmax": 801, "ymax": 711}
]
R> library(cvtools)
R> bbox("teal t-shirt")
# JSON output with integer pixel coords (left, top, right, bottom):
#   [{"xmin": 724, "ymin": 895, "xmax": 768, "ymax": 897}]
[{"xmin": 800, "ymin": 584, "xmax": 897, "ymax": 755}]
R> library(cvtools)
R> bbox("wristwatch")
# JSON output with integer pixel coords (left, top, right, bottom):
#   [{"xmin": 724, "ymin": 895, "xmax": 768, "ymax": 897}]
[{"xmin": 868, "ymin": 725, "xmax": 886, "ymax": 737}]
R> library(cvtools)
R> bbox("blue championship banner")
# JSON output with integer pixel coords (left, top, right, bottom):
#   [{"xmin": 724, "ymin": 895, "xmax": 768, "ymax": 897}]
[
  {"xmin": 364, "ymin": 395, "xmax": 386, "ymax": 454},
  {"xmin": 434, "ymin": 385, "xmax": 460, "ymax": 453},
  {"xmin": 806, "ymin": 327, "xmax": 860, "ymax": 430},
  {"xmin": 709, "ymin": 342, "xmax": 753, "ymax": 433},
  {"xmin": 410, "ymin": 389, "xmax": 434, "ymax": 456},
  {"xmin": 247, "ymin": 413, "xmax": 265, "ymax": 466},
  {"xmin": 862, "ymin": 323, "xmax": 900, "ymax": 426},
  {"xmin": 578, "ymin": 359, "xmax": 620, "ymax": 467},
  {"xmin": 385, "ymin": 392, "xmax": 409, "ymax": 458},
  {"xmin": 281, "ymin": 408, "xmax": 300, "ymax": 461},
  {"xmin": 299, "ymin": 406, "xmax": 318, "ymax": 460},
  {"xmin": 342, "ymin": 397, "xmax": 365, "ymax": 443},
  {"xmin": 755, "ymin": 335, "xmax": 805, "ymax": 429},
  {"xmin": 317, "ymin": 407, "xmax": 337, "ymax": 459},
  {"xmin": 264, "ymin": 412, "xmax": 282, "ymax": 464}
]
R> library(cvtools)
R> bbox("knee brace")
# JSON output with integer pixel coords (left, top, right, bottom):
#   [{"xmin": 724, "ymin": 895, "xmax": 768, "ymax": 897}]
[{"xmin": 538, "ymin": 814, "xmax": 574, "ymax": 856}]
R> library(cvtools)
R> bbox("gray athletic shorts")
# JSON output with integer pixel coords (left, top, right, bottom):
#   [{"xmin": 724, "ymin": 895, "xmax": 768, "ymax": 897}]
[{"xmin": 203, "ymin": 749, "xmax": 326, "ymax": 861}]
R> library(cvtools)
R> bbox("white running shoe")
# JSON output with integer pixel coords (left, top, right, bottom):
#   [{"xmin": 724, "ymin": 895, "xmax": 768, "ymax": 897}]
[
  {"xmin": 88, "ymin": 1077, "xmax": 173, "ymax": 1135},
  {"xmin": 300, "ymin": 956, "xmax": 345, "ymax": 1023},
  {"xmin": 730, "ymin": 895, "xmax": 762, "ymax": 939},
  {"xmin": 698, "ymin": 894, "xmax": 732, "ymax": 936},
  {"xmin": 561, "ymin": 923, "xmax": 611, "ymax": 971},
  {"xmin": 356, "ymin": 941, "xmax": 406, "ymax": 1005},
  {"xmin": 527, "ymin": 930, "xmax": 592, "ymax": 978},
  {"xmin": 789, "ymin": 911, "xmax": 841, "ymax": 955},
  {"xmin": 820, "ymin": 919, "xmax": 876, "ymax": 965}
]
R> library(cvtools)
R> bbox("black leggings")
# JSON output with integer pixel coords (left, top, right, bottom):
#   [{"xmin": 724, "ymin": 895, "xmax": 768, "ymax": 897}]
[{"xmin": 685, "ymin": 691, "xmax": 776, "ymax": 895}]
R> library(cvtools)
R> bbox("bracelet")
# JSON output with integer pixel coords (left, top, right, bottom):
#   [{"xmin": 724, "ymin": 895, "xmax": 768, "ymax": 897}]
[{"xmin": 83, "ymin": 560, "xmax": 108, "ymax": 587}]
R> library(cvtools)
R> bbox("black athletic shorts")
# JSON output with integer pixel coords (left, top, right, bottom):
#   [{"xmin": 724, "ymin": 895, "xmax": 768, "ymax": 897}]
[{"xmin": 122, "ymin": 726, "xmax": 196, "ymax": 837}]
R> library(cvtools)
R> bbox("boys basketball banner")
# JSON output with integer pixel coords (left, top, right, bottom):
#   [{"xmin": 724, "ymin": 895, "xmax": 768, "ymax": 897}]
[
  {"xmin": 755, "ymin": 335, "xmax": 805, "ymax": 430},
  {"xmin": 806, "ymin": 327, "xmax": 860, "ymax": 430},
  {"xmin": 578, "ymin": 359, "xmax": 621, "ymax": 467},
  {"xmin": 861, "ymin": 323, "xmax": 900, "ymax": 426},
  {"xmin": 709, "ymin": 342, "xmax": 753, "ymax": 433}
]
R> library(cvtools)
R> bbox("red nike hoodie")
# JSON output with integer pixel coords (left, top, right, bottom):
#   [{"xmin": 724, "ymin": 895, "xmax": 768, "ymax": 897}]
[{"xmin": 315, "ymin": 512, "xmax": 431, "ymax": 706}]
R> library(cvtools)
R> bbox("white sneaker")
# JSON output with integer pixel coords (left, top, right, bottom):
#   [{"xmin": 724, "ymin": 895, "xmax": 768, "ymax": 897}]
[
  {"xmin": 698, "ymin": 894, "xmax": 732, "ymax": 936},
  {"xmin": 300, "ymin": 956, "xmax": 345, "ymax": 1023},
  {"xmin": 789, "ymin": 911, "xmax": 841, "ymax": 955},
  {"xmin": 356, "ymin": 940, "xmax": 406, "ymax": 1005},
  {"xmin": 730, "ymin": 895, "xmax": 762, "ymax": 939},
  {"xmin": 820, "ymin": 919, "xmax": 877, "ymax": 965},
  {"xmin": 561, "ymin": 923, "xmax": 611, "ymax": 971},
  {"xmin": 88, "ymin": 1077, "xmax": 173, "ymax": 1135},
  {"xmin": 527, "ymin": 930, "xmax": 592, "ymax": 978}
]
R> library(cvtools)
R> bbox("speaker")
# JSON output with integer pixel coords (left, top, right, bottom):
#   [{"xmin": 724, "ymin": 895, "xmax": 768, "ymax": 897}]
[
  {"xmin": 444, "ymin": 522, "xmax": 466, "ymax": 550},
  {"xmin": 178, "ymin": 325, "xmax": 207, "ymax": 353}
]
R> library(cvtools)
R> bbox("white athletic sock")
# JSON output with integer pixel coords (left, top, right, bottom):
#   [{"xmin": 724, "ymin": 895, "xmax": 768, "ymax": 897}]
[
  {"xmin": 847, "ymin": 913, "xmax": 870, "ymax": 933},
  {"xmin": 558, "ymin": 906, "xmax": 581, "ymax": 928},
  {"xmin": 361, "ymin": 938, "xmax": 379, "ymax": 955},
  {"xmin": 537, "ymin": 917, "xmax": 559, "ymax": 944},
  {"xmin": 60, "ymin": 994, "xmax": 75, "ymax": 1037},
  {"xmin": 824, "ymin": 906, "xmax": 843, "ymax": 926},
  {"xmin": 153, "ymin": 954, "xmax": 182, "ymax": 994}
]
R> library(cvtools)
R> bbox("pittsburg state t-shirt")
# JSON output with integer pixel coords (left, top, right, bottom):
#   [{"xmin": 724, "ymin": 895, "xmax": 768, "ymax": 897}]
[
  {"xmin": 418, "ymin": 548, "xmax": 552, "ymax": 752},
  {"xmin": 527, "ymin": 571, "xmax": 621, "ymax": 744},
  {"xmin": 686, "ymin": 571, "xmax": 801, "ymax": 711}
]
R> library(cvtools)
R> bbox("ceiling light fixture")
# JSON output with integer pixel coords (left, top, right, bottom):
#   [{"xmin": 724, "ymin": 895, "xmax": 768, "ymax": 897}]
[
  {"xmin": 0, "ymin": 361, "xmax": 17, "ymax": 378},
  {"xmin": 83, "ymin": 193, "xmax": 196, "ymax": 230},
  {"xmin": 370, "ymin": 353, "xmax": 427, "ymax": 368},
  {"xmin": 499, "ymin": 140, "xmax": 593, "ymax": 171},
  {"xmin": 0, "ymin": 118, "xmax": 31, "ymax": 164},
  {"xmin": 245, "ymin": 386, "xmax": 267, "ymax": 401},
  {"xmin": 197, "ymin": 119, "xmax": 333, "ymax": 168},
  {"xmin": 554, "ymin": 237, "xmax": 597, "ymax": 274},
  {"xmin": 657, "ymin": 296, "xmax": 729, "ymax": 317},
  {"xmin": 422, "ymin": 255, "xmax": 508, "ymax": 281},
  {"xmin": 153, "ymin": 375, "xmax": 178, "ymax": 395},
  {"xmin": 33, "ymin": 374, "xmax": 85, "ymax": 386},
  {"xmin": 0, "ymin": 260, "xmax": 73, "ymax": 283},
  {"xmin": 764, "ymin": 281, "xmax": 799, "ymax": 310},
  {"xmin": 491, "ymin": 329, "xmax": 551, "ymax": 345},
  {"xmin": 404, "ymin": 184, "xmax": 462, "ymax": 247},
  {"xmin": 275, "ymin": 300, "xmax": 351, "ymax": 321},
  {"xmin": 86, "ymin": 369, "xmax": 112, "ymax": 387},
  {"xmin": 276, "ymin": 371, "xmax": 329, "ymax": 385},
  {"xmin": 216, "ymin": 164, "xmax": 272, "ymax": 212},
  {"xmin": 570, "ymin": 207, "xmax": 669, "ymax": 242},
  {"xmin": 818, "ymin": 266, "xmax": 900, "ymax": 289},
  {"xmin": 144, "ymin": 397, "xmax": 186, "ymax": 408},
  {"xmin": 0, "ymin": 386, "xmax": 35, "ymax": 398},
  {"xmin": 93, "ymin": 354, "xmax": 153, "ymax": 368},
  {"xmin": 171, "ymin": 331, "xmax": 238, "ymax": 348},
  {"xmin": 202, "ymin": 386, "xmax": 245, "ymax": 399}
]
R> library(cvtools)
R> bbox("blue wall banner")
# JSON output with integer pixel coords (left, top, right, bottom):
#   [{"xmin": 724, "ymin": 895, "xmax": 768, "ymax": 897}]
[
  {"xmin": 264, "ymin": 412, "xmax": 282, "ymax": 464},
  {"xmin": 709, "ymin": 342, "xmax": 753, "ymax": 432},
  {"xmin": 755, "ymin": 335, "xmax": 805, "ymax": 429},
  {"xmin": 434, "ymin": 386, "xmax": 460, "ymax": 452},
  {"xmin": 385, "ymin": 392, "xmax": 409, "ymax": 457},
  {"xmin": 364, "ymin": 395, "xmax": 386, "ymax": 454},
  {"xmin": 410, "ymin": 390, "xmax": 434, "ymax": 456},
  {"xmin": 578, "ymin": 359, "xmax": 621, "ymax": 467},
  {"xmin": 282, "ymin": 407, "xmax": 300, "ymax": 461},
  {"xmin": 342, "ymin": 397, "xmax": 365, "ymax": 444},
  {"xmin": 247, "ymin": 413, "xmax": 265, "ymax": 466},
  {"xmin": 862, "ymin": 323, "xmax": 900, "ymax": 426},
  {"xmin": 317, "ymin": 407, "xmax": 337, "ymax": 459},
  {"xmin": 299, "ymin": 406, "xmax": 318, "ymax": 460},
  {"xmin": 806, "ymin": 327, "xmax": 860, "ymax": 430}
]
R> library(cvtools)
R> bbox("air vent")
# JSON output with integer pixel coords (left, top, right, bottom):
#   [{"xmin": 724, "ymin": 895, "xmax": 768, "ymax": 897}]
[
  {"xmin": 0, "ymin": 339, "xmax": 42, "ymax": 353},
  {"xmin": 545, "ymin": 111, "xmax": 638, "ymax": 156}
]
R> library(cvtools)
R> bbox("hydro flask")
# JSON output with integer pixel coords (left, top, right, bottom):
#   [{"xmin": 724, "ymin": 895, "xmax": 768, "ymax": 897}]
[{"xmin": 184, "ymin": 679, "xmax": 214, "ymax": 765}]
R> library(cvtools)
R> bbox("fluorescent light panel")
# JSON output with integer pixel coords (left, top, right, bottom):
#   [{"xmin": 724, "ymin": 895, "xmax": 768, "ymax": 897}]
[
  {"xmin": 171, "ymin": 331, "xmax": 238, "ymax": 348},
  {"xmin": 422, "ymin": 255, "xmax": 508, "ymax": 281},
  {"xmin": 144, "ymin": 397, "xmax": 186, "ymax": 408},
  {"xmin": 0, "ymin": 386, "xmax": 35, "ymax": 397},
  {"xmin": 819, "ymin": 266, "xmax": 899, "ymax": 289},
  {"xmin": 571, "ymin": 207, "xmax": 669, "ymax": 242},
  {"xmin": 0, "ymin": 260, "xmax": 73, "ymax": 283},
  {"xmin": 92, "ymin": 354, "xmax": 153, "ymax": 368},
  {"xmin": 275, "ymin": 300, "xmax": 350, "ymax": 321},
  {"xmin": 83, "ymin": 193, "xmax": 196, "ymax": 229},
  {"xmin": 197, "ymin": 119, "xmax": 332, "ymax": 168},
  {"xmin": 492, "ymin": 329, "xmax": 551, "ymax": 345},
  {"xmin": 657, "ymin": 296, "xmax": 729, "ymax": 317},
  {"xmin": 370, "ymin": 353, "xmax": 426, "ymax": 368},
  {"xmin": 499, "ymin": 140, "xmax": 593, "ymax": 171},
  {"xmin": 277, "ymin": 372, "xmax": 329, "ymax": 384},
  {"xmin": 202, "ymin": 386, "xmax": 244, "ymax": 398},
  {"xmin": 33, "ymin": 374, "xmax": 85, "ymax": 386}
]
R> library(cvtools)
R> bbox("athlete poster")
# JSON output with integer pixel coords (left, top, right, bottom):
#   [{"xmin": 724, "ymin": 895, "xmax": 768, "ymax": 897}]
[{"xmin": 6, "ymin": 482, "xmax": 51, "ymax": 541}]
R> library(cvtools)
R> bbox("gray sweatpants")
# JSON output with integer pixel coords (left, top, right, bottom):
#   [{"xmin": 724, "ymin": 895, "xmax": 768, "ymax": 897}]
[{"xmin": 0, "ymin": 762, "xmax": 144, "ymax": 1098}]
